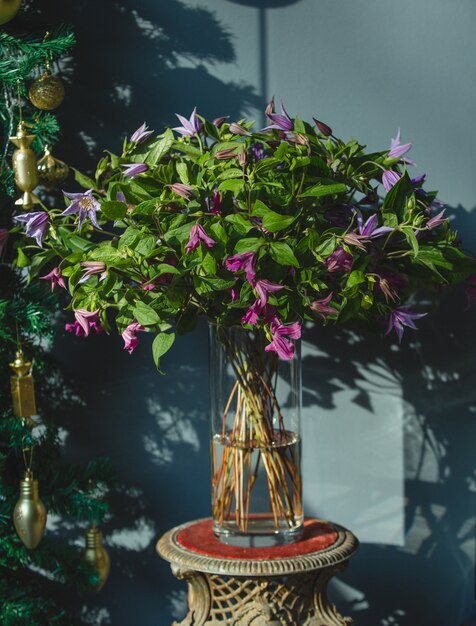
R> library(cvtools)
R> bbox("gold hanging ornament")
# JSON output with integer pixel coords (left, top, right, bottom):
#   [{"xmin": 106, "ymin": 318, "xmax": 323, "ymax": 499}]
[
  {"xmin": 9, "ymin": 120, "xmax": 39, "ymax": 210},
  {"xmin": 13, "ymin": 448, "xmax": 47, "ymax": 550},
  {"xmin": 29, "ymin": 60, "xmax": 65, "ymax": 111},
  {"xmin": 0, "ymin": 0, "xmax": 21, "ymax": 25},
  {"xmin": 10, "ymin": 346, "xmax": 36, "ymax": 427},
  {"xmin": 83, "ymin": 524, "xmax": 111, "ymax": 591},
  {"xmin": 37, "ymin": 144, "xmax": 69, "ymax": 190}
]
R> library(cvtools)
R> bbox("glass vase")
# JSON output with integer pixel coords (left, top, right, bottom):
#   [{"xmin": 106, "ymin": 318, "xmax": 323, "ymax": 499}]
[{"xmin": 209, "ymin": 325, "xmax": 303, "ymax": 547}]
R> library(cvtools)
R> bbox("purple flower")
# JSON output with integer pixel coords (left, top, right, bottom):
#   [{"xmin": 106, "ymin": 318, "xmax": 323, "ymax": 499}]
[
  {"xmin": 0, "ymin": 228, "xmax": 9, "ymax": 255},
  {"xmin": 388, "ymin": 128, "xmax": 413, "ymax": 161},
  {"xmin": 170, "ymin": 183, "xmax": 195, "ymax": 200},
  {"xmin": 225, "ymin": 252, "xmax": 257, "ymax": 282},
  {"xmin": 326, "ymin": 247, "xmax": 353, "ymax": 274},
  {"xmin": 130, "ymin": 122, "xmax": 153, "ymax": 144},
  {"xmin": 122, "ymin": 321, "xmax": 145, "ymax": 354},
  {"xmin": 40, "ymin": 267, "xmax": 66, "ymax": 291},
  {"xmin": 62, "ymin": 190, "xmax": 101, "ymax": 230},
  {"xmin": 229, "ymin": 122, "xmax": 250, "ymax": 136},
  {"xmin": 242, "ymin": 299, "xmax": 262, "ymax": 325},
  {"xmin": 173, "ymin": 107, "xmax": 202, "ymax": 137},
  {"xmin": 254, "ymin": 279, "xmax": 283, "ymax": 306},
  {"xmin": 15, "ymin": 211, "xmax": 49, "ymax": 246},
  {"xmin": 411, "ymin": 174, "xmax": 426, "ymax": 187},
  {"xmin": 382, "ymin": 170, "xmax": 401, "ymax": 192},
  {"xmin": 265, "ymin": 102, "xmax": 294, "ymax": 132},
  {"xmin": 185, "ymin": 224, "xmax": 216, "ymax": 253},
  {"xmin": 386, "ymin": 307, "xmax": 427, "ymax": 342},
  {"xmin": 357, "ymin": 211, "xmax": 393, "ymax": 239},
  {"xmin": 310, "ymin": 293, "xmax": 337, "ymax": 319},
  {"xmin": 251, "ymin": 142, "xmax": 266, "ymax": 161},
  {"xmin": 205, "ymin": 189, "xmax": 221, "ymax": 215},
  {"xmin": 265, "ymin": 318, "xmax": 301, "ymax": 360},
  {"xmin": 426, "ymin": 209, "xmax": 447, "ymax": 230},
  {"xmin": 229, "ymin": 285, "xmax": 240, "ymax": 302},
  {"xmin": 78, "ymin": 261, "xmax": 108, "ymax": 284},
  {"xmin": 121, "ymin": 163, "xmax": 148, "ymax": 178},
  {"xmin": 66, "ymin": 310, "xmax": 102, "ymax": 337}
]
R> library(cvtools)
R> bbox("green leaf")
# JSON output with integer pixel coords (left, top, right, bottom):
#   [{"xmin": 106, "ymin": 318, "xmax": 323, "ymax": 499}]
[
  {"xmin": 146, "ymin": 129, "xmax": 174, "ymax": 165},
  {"xmin": 269, "ymin": 242, "xmax": 299, "ymax": 267},
  {"xmin": 132, "ymin": 198, "xmax": 160, "ymax": 216},
  {"xmin": 234, "ymin": 237, "xmax": 264, "ymax": 254},
  {"xmin": 403, "ymin": 227, "xmax": 419, "ymax": 257},
  {"xmin": 218, "ymin": 179, "xmax": 245, "ymax": 194},
  {"xmin": 133, "ymin": 301, "xmax": 160, "ymax": 326},
  {"xmin": 262, "ymin": 210, "xmax": 295, "ymax": 233},
  {"xmin": 101, "ymin": 200, "xmax": 127, "ymax": 220},
  {"xmin": 382, "ymin": 172, "xmax": 413, "ymax": 225},
  {"xmin": 346, "ymin": 270, "xmax": 365, "ymax": 288},
  {"xmin": 274, "ymin": 142, "xmax": 289, "ymax": 160},
  {"xmin": 135, "ymin": 235, "xmax": 157, "ymax": 256},
  {"xmin": 118, "ymin": 226, "xmax": 141, "ymax": 250},
  {"xmin": 224, "ymin": 214, "xmax": 253, "ymax": 235},
  {"xmin": 176, "ymin": 162, "xmax": 190, "ymax": 185},
  {"xmin": 152, "ymin": 332, "xmax": 176, "ymax": 370},
  {"xmin": 72, "ymin": 168, "xmax": 97, "ymax": 191},
  {"xmin": 217, "ymin": 168, "xmax": 244, "ymax": 181},
  {"xmin": 299, "ymin": 182, "xmax": 347, "ymax": 198},
  {"xmin": 314, "ymin": 237, "xmax": 336, "ymax": 257},
  {"xmin": 254, "ymin": 158, "xmax": 280, "ymax": 175},
  {"xmin": 16, "ymin": 247, "xmax": 30, "ymax": 267}
]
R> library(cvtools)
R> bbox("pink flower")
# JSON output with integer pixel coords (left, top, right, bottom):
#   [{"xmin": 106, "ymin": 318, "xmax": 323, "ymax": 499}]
[
  {"xmin": 169, "ymin": 182, "xmax": 195, "ymax": 200},
  {"xmin": 426, "ymin": 209, "xmax": 447, "ymax": 230},
  {"xmin": 206, "ymin": 189, "xmax": 221, "ymax": 215},
  {"xmin": 225, "ymin": 252, "xmax": 257, "ymax": 282},
  {"xmin": 265, "ymin": 319, "xmax": 301, "ymax": 360},
  {"xmin": 254, "ymin": 279, "xmax": 283, "ymax": 306},
  {"xmin": 78, "ymin": 261, "xmax": 108, "ymax": 284},
  {"xmin": 310, "ymin": 293, "xmax": 337, "ymax": 319},
  {"xmin": 186, "ymin": 224, "xmax": 216, "ymax": 253},
  {"xmin": 0, "ymin": 228, "xmax": 9, "ymax": 255},
  {"xmin": 122, "ymin": 321, "xmax": 145, "ymax": 354},
  {"xmin": 74, "ymin": 309, "xmax": 101, "ymax": 337},
  {"xmin": 40, "ymin": 267, "xmax": 66, "ymax": 291},
  {"xmin": 229, "ymin": 286, "xmax": 240, "ymax": 302}
]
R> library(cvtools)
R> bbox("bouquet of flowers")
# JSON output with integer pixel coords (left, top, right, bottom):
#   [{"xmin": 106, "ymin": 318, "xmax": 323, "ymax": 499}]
[{"xmin": 15, "ymin": 100, "xmax": 475, "ymax": 367}]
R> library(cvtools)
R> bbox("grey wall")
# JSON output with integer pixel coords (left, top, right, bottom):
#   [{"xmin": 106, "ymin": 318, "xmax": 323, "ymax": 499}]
[{"xmin": 36, "ymin": 0, "xmax": 476, "ymax": 624}]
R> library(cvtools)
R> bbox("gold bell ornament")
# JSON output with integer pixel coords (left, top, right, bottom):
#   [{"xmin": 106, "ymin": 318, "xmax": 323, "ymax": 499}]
[
  {"xmin": 83, "ymin": 524, "xmax": 111, "ymax": 591},
  {"xmin": 29, "ymin": 61, "xmax": 65, "ymax": 111},
  {"xmin": 9, "ymin": 121, "xmax": 39, "ymax": 209},
  {"xmin": 10, "ymin": 346, "xmax": 37, "ymax": 427},
  {"xmin": 13, "ymin": 460, "xmax": 47, "ymax": 550},
  {"xmin": 0, "ymin": 0, "xmax": 21, "ymax": 25},
  {"xmin": 37, "ymin": 144, "xmax": 69, "ymax": 190}
]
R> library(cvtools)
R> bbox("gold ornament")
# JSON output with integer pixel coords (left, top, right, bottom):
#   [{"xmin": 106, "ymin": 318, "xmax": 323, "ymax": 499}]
[
  {"xmin": 9, "ymin": 121, "xmax": 39, "ymax": 209},
  {"xmin": 10, "ymin": 347, "xmax": 36, "ymax": 427},
  {"xmin": 29, "ymin": 71, "xmax": 65, "ymax": 111},
  {"xmin": 83, "ymin": 525, "xmax": 111, "ymax": 591},
  {"xmin": 13, "ymin": 469, "xmax": 47, "ymax": 549},
  {"xmin": 0, "ymin": 0, "xmax": 21, "ymax": 25},
  {"xmin": 37, "ymin": 144, "xmax": 69, "ymax": 190}
]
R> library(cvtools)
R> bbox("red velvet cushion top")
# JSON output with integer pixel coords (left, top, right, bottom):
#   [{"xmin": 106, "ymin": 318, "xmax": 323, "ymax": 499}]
[{"xmin": 177, "ymin": 518, "xmax": 337, "ymax": 560}]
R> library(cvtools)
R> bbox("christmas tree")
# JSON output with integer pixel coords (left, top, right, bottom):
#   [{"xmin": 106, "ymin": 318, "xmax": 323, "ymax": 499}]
[{"xmin": 0, "ymin": 10, "xmax": 114, "ymax": 626}]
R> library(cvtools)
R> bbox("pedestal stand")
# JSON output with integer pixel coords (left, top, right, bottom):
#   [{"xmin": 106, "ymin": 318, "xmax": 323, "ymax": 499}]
[{"xmin": 157, "ymin": 518, "xmax": 358, "ymax": 625}]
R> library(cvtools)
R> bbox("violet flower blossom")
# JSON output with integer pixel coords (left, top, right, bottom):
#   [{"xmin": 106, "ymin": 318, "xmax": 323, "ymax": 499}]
[
  {"xmin": 382, "ymin": 170, "xmax": 401, "ymax": 192},
  {"xmin": 173, "ymin": 107, "xmax": 202, "ymax": 137},
  {"xmin": 65, "ymin": 309, "xmax": 102, "ymax": 337},
  {"xmin": 265, "ymin": 102, "xmax": 294, "ymax": 132},
  {"xmin": 205, "ymin": 189, "xmax": 221, "ymax": 215},
  {"xmin": 121, "ymin": 163, "xmax": 149, "ymax": 178},
  {"xmin": 326, "ymin": 247, "xmax": 353, "ymax": 273},
  {"xmin": 251, "ymin": 143, "xmax": 266, "ymax": 161},
  {"xmin": 78, "ymin": 261, "xmax": 108, "ymax": 284},
  {"xmin": 185, "ymin": 224, "xmax": 216, "ymax": 253},
  {"xmin": 386, "ymin": 307, "xmax": 426, "ymax": 342},
  {"xmin": 388, "ymin": 128, "xmax": 413, "ymax": 162},
  {"xmin": 61, "ymin": 190, "xmax": 101, "ymax": 230},
  {"xmin": 265, "ymin": 318, "xmax": 301, "ymax": 360},
  {"xmin": 225, "ymin": 251, "xmax": 257, "ymax": 282},
  {"xmin": 310, "ymin": 293, "xmax": 337, "ymax": 319},
  {"xmin": 0, "ymin": 228, "xmax": 9, "ymax": 255},
  {"xmin": 426, "ymin": 209, "xmax": 447, "ymax": 230},
  {"xmin": 15, "ymin": 211, "xmax": 49, "ymax": 246},
  {"xmin": 130, "ymin": 122, "xmax": 153, "ymax": 144},
  {"xmin": 122, "ymin": 321, "xmax": 145, "ymax": 354},
  {"xmin": 170, "ymin": 183, "xmax": 195, "ymax": 200},
  {"xmin": 254, "ymin": 279, "xmax": 283, "ymax": 305},
  {"xmin": 40, "ymin": 267, "xmax": 66, "ymax": 291},
  {"xmin": 357, "ymin": 212, "xmax": 393, "ymax": 239},
  {"xmin": 229, "ymin": 286, "xmax": 240, "ymax": 302}
]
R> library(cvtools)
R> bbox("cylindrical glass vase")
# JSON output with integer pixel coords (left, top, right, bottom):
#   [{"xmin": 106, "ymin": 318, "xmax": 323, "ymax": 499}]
[{"xmin": 209, "ymin": 325, "xmax": 303, "ymax": 547}]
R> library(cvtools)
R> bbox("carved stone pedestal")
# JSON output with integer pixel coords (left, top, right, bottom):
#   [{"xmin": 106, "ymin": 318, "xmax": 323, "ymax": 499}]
[{"xmin": 157, "ymin": 518, "xmax": 358, "ymax": 626}]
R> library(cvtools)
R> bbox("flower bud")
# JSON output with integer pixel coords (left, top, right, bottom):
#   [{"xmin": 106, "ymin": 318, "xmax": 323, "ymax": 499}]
[
  {"xmin": 215, "ymin": 148, "xmax": 238, "ymax": 160},
  {"xmin": 313, "ymin": 118, "xmax": 333, "ymax": 137},
  {"xmin": 265, "ymin": 97, "xmax": 275, "ymax": 117},
  {"xmin": 229, "ymin": 122, "xmax": 250, "ymax": 136},
  {"xmin": 237, "ymin": 148, "xmax": 247, "ymax": 167},
  {"xmin": 213, "ymin": 116, "xmax": 228, "ymax": 128}
]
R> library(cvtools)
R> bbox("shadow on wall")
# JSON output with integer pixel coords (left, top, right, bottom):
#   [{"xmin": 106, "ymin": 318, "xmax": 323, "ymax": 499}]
[
  {"xmin": 302, "ymin": 204, "xmax": 476, "ymax": 626},
  {"xmin": 20, "ymin": 0, "xmax": 263, "ymax": 170}
]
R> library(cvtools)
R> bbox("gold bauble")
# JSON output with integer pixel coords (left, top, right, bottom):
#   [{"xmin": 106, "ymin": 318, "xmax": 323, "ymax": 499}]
[
  {"xmin": 13, "ymin": 470, "xmax": 47, "ymax": 550},
  {"xmin": 29, "ymin": 71, "xmax": 65, "ymax": 111},
  {"xmin": 83, "ymin": 525, "xmax": 110, "ymax": 591},
  {"xmin": 0, "ymin": 0, "xmax": 21, "ymax": 25},
  {"xmin": 9, "ymin": 122, "xmax": 39, "ymax": 209},
  {"xmin": 37, "ymin": 145, "xmax": 69, "ymax": 190}
]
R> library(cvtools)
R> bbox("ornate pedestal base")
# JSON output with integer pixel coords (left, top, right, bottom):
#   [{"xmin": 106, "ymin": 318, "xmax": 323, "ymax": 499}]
[{"xmin": 157, "ymin": 518, "xmax": 358, "ymax": 626}]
